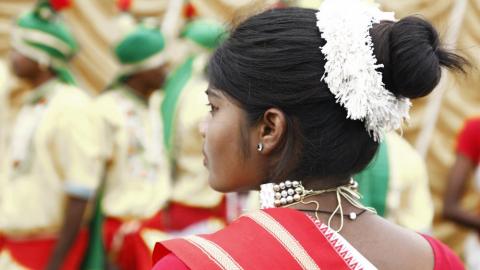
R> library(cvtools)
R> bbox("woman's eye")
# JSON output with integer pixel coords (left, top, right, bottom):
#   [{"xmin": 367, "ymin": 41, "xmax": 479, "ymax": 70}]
[{"xmin": 206, "ymin": 103, "xmax": 218, "ymax": 115}]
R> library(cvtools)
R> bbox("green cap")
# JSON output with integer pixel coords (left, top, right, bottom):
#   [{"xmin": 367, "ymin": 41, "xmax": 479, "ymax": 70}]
[
  {"xmin": 12, "ymin": 1, "xmax": 78, "ymax": 84},
  {"xmin": 114, "ymin": 22, "xmax": 166, "ymax": 77},
  {"xmin": 181, "ymin": 19, "xmax": 227, "ymax": 49}
]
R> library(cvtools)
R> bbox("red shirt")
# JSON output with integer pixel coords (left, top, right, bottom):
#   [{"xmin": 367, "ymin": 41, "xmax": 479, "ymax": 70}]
[{"xmin": 456, "ymin": 118, "xmax": 480, "ymax": 164}]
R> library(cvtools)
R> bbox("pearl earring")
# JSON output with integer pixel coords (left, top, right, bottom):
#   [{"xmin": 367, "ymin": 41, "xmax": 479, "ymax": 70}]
[{"xmin": 256, "ymin": 143, "xmax": 264, "ymax": 152}]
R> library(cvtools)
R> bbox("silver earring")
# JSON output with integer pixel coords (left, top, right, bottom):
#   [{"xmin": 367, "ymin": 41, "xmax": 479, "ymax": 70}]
[{"xmin": 256, "ymin": 143, "xmax": 264, "ymax": 152}]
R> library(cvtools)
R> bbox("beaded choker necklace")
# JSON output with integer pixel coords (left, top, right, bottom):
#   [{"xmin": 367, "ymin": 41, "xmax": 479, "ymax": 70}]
[{"xmin": 259, "ymin": 179, "xmax": 376, "ymax": 232}]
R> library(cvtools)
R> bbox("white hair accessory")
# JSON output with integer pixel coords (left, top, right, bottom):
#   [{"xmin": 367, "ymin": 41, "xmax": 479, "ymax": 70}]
[{"xmin": 316, "ymin": 0, "xmax": 411, "ymax": 142}]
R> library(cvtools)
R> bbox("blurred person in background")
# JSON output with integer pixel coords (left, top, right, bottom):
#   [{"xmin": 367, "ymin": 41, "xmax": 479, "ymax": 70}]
[
  {"xmin": 444, "ymin": 117, "xmax": 480, "ymax": 269},
  {"xmin": 157, "ymin": 18, "xmax": 229, "ymax": 237},
  {"xmin": 0, "ymin": 0, "xmax": 101, "ymax": 269},
  {"xmin": 355, "ymin": 131, "xmax": 434, "ymax": 232},
  {"xmin": 92, "ymin": 17, "xmax": 171, "ymax": 270}
]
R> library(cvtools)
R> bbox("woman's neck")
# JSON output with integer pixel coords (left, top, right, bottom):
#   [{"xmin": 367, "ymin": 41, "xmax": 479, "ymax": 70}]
[{"xmin": 301, "ymin": 176, "xmax": 351, "ymax": 190}]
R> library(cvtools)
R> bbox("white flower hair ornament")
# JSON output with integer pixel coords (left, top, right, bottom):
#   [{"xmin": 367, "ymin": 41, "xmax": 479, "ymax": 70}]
[{"xmin": 316, "ymin": 0, "xmax": 411, "ymax": 142}]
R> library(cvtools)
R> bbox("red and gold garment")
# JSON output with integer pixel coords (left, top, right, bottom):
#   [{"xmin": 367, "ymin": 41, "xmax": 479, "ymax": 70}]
[
  {"xmin": 153, "ymin": 208, "xmax": 376, "ymax": 270},
  {"xmin": 152, "ymin": 208, "xmax": 463, "ymax": 270}
]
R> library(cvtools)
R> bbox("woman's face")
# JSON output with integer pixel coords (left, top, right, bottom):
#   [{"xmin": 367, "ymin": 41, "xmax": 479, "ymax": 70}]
[{"xmin": 201, "ymin": 88, "xmax": 266, "ymax": 192}]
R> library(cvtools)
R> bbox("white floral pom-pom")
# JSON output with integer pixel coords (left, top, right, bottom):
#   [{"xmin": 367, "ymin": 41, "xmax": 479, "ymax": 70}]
[{"xmin": 316, "ymin": 0, "xmax": 410, "ymax": 142}]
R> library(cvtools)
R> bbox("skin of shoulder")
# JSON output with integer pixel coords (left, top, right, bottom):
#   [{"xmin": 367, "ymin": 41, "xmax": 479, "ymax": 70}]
[{"xmin": 340, "ymin": 213, "xmax": 435, "ymax": 270}]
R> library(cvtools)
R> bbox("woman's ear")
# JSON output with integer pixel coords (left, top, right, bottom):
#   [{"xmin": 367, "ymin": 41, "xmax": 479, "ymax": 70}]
[{"xmin": 257, "ymin": 108, "xmax": 286, "ymax": 155}]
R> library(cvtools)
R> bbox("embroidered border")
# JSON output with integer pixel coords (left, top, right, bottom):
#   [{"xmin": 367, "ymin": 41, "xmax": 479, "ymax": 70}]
[{"xmin": 310, "ymin": 217, "xmax": 377, "ymax": 270}]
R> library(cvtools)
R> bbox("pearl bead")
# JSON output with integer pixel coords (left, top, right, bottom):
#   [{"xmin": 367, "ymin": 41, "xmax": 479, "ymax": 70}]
[
  {"xmin": 293, "ymin": 194, "xmax": 301, "ymax": 201},
  {"xmin": 295, "ymin": 187, "xmax": 303, "ymax": 194},
  {"xmin": 274, "ymin": 200, "xmax": 281, "ymax": 207},
  {"xmin": 273, "ymin": 184, "xmax": 280, "ymax": 192},
  {"xmin": 279, "ymin": 183, "xmax": 285, "ymax": 189},
  {"xmin": 351, "ymin": 181, "xmax": 359, "ymax": 189},
  {"xmin": 281, "ymin": 190, "xmax": 288, "ymax": 197},
  {"xmin": 285, "ymin": 180, "xmax": 292, "ymax": 188},
  {"xmin": 292, "ymin": 181, "xmax": 299, "ymax": 188},
  {"xmin": 286, "ymin": 196, "xmax": 294, "ymax": 204},
  {"xmin": 280, "ymin": 198, "xmax": 287, "ymax": 205},
  {"xmin": 349, "ymin": 212, "xmax": 357, "ymax": 220},
  {"xmin": 287, "ymin": 188, "xmax": 295, "ymax": 196},
  {"xmin": 275, "ymin": 192, "xmax": 282, "ymax": 200}
]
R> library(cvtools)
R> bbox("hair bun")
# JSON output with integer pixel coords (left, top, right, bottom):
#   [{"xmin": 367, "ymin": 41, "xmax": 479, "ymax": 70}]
[{"xmin": 371, "ymin": 16, "xmax": 468, "ymax": 99}]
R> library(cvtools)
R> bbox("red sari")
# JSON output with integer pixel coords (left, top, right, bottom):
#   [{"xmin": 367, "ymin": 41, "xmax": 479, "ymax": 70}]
[{"xmin": 152, "ymin": 208, "xmax": 464, "ymax": 270}]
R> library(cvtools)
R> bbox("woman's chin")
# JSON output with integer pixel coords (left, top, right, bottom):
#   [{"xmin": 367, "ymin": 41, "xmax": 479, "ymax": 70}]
[{"xmin": 208, "ymin": 177, "xmax": 236, "ymax": 193}]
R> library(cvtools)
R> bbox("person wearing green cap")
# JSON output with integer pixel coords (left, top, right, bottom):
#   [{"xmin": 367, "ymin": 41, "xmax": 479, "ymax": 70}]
[
  {"xmin": 0, "ymin": 1, "xmax": 102, "ymax": 270},
  {"xmin": 156, "ymin": 19, "xmax": 229, "ymax": 236},
  {"xmin": 91, "ymin": 20, "xmax": 171, "ymax": 270}
]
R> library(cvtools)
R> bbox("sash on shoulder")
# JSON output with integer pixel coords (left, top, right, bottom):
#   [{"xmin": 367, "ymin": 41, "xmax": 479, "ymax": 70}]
[{"xmin": 153, "ymin": 208, "xmax": 376, "ymax": 270}]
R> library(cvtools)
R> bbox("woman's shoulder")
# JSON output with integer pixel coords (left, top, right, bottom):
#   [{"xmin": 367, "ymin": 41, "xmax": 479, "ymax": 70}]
[{"xmin": 346, "ymin": 215, "xmax": 461, "ymax": 270}]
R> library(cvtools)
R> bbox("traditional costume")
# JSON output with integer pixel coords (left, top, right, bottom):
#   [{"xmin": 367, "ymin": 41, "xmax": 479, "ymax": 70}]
[
  {"xmin": 93, "ymin": 21, "xmax": 171, "ymax": 270},
  {"xmin": 0, "ymin": 1, "xmax": 100, "ymax": 269},
  {"xmin": 157, "ymin": 18, "xmax": 228, "ymax": 234}
]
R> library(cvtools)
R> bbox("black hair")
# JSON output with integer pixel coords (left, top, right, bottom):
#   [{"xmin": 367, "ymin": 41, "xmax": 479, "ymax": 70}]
[{"xmin": 208, "ymin": 7, "xmax": 467, "ymax": 182}]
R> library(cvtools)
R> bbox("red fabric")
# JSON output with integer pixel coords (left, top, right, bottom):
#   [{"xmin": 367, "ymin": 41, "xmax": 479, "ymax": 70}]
[
  {"xmin": 105, "ymin": 201, "xmax": 226, "ymax": 270},
  {"xmin": 183, "ymin": 3, "xmax": 197, "ymax": 19},
  {"xmin": 103, "ymin": 211, "xmax": 166, "ymax": 270},
  {"xmin": 0, "ymin": 234, "xmax": 5, "ymax": 251},
  {"xmin": 271, "ymin": 210, "xmax": 351, "ymax": 269},
  {"xmin": 165, "ymin": 199, "xmax": 227, "ymax": 230},
  {"xmin": 201, "ymin": 216, "xmax": 306, "ymax": 269},
  {"xmin": 116, "ymin": 0, "xmax": 132, "ymax": 11},
  {"xmin": 50, "ymin": 0, "xmax": 72, "ymax": 11},
  {"xmin": 422, "ymin": 234, "xmax": 464, "ymax": 270},
  {"xmin": 152, "ymin": 253, "xmax": 189, "ymax": 270},
  {"xmin": 456, "ymin": 118, "xmax": 480, "ymax": 164},
  {"xmin": 154, "ymin": 239, "xmax": 222, "ymax": 270},
  {"xmin": 2, "ymin": 230, "xmax": 88, "ymax": 270},
  {"xmin": 153, "ymin": 208, "xmax": 354, "ymax": 270}
]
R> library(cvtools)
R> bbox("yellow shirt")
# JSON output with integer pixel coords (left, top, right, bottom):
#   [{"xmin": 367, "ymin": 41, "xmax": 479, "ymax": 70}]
[
  {"xmin": 0, "ymin": 79, "xmax": 101, "ymax": 236},
  {"xmin": 384, "ymin": 132, "xmax": 433, "ymax": 232},
  {"xmin": 170, "ymin": 55, "xmax": 223, "ymax": 208},
  {"xmin": 94, "ymin": 87, "xmax": 171, "ymax": 220},
  {"xmin": 0, "ymin": 61, "xmax": 28, "ymax": 178},
  {"xmin": 0, "ymin": 60, "xmax": 10, "ymax": 184}
]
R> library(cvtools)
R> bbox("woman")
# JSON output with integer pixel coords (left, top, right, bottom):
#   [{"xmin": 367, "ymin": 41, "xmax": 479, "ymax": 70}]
[{"xmin": 153, "ymin": 1, "xmax": 466, "ymax": 269}]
